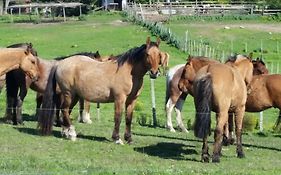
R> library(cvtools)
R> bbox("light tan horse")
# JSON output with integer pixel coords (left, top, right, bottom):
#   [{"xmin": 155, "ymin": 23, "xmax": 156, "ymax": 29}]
[
  {"xmin": 0, "ymin": 47, "xmax": 38, "ymax": 79},
  {"xmin": 179, "ymin": 55, "xmax": 253, "ymax": 163},
  {"xmin": 39, "ymin": 37, "xmax": 163, "ymax": 144},
  {"xmin": 166, "ymin": 56, "xmax": 219, "ymax": 133},
  {"xmin": 160, "ymin": 51, "xmax": 169, "ymax": 76}
]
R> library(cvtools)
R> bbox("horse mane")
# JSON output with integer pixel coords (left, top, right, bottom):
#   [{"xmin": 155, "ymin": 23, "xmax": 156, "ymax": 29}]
[
  {"xmin": 54, "ymin": 51, "xmax": 100, "ymax": 60},
  {"xmin": 226, "ymin": 54, "xmax": 249, "ymax": 63},
  {"xmin": 6, "ymin": 42, "xmax": 38, "ymax": 56},
  {"xmin": 116, "ymin": 42, "xmax": 159, "ymax": 67}
]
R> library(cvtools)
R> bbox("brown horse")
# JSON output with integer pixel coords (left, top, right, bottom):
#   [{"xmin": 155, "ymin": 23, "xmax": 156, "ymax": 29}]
[
  {"xmin": 4, "ymin": 42, "xmax": 101, "ymax": 125},
  {"xmin": 39, "ymin": 37, "xmax": 162, "ymax": 144},
  {"xmin": 0, "ymin": 47, "xmax": 38, "ymax": 79},
  {"xmin": 79, "ymin": 52, "xmax": 169, "ymax": 124},
  {"xmin": 178, "ymin": 55, "xmax": 253, "ymax": 163},
  {"xmin": 166, "ymin": 56, "xmax": 219, "ymax": 133}
]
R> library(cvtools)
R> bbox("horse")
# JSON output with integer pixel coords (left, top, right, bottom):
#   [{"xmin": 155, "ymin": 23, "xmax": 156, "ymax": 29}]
[
  {"xmin": 4, "ymin": 42, "xmax": 101, "ymax": 125},
  {"xmin": 165, "ymin": 56, "xmax": 219, "ymax": 133},
  {"xmin": 178, "ymin": 55, "xmax": 253, "ymax": 163},
  {"xmin": 38, "ymin": 37, "xmax": 162, "ymax": 144},
  {"xmin": 166, "ymin": 56, "xmax": 268, "ymax": 134},
  {"xmin": 79, "ymin": 52, "xmax": 169, "ymax": 124},
  {"xmin": 224, "ymin": 57, "xmax": 269, "ymax": 145},
  {"xmin": 0, "ymin": 46, "xmax": 38, "ymax": 80}
]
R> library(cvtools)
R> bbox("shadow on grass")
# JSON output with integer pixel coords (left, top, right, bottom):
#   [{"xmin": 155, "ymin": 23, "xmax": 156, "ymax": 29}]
[
  {"xmin": 133, "ymin": 131, "xmax": 203, "ymax": 143},
  {"xmin": 14, "ymin": 127, "xmax": 62, "ymax": 138},
  {"xmin": 22, "ymin": 113, "xmax": 37, "ymax": 122},
  {"xmin": 134, "ymin": 142, "xmax": 199, "ymax": 162},
  {"xmin": 77, "ymin": 133, "xmax": 111, "ymax": 142}
]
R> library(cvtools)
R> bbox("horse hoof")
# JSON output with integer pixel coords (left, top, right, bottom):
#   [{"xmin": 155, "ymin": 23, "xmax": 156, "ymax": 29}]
[
  {"xmin": 168, "ymin": 127, "xmax": 176, "ymax": 132},
  {"xmin": 181, "ymin": 128, "xmax": 189, "ymax": 133},
  {"xmin": 62, "ymin": 125, "xmax": 77, "ymax": 141},
  {"xmin": 83, "ymin": 119, "xmax": 92, "ymax": 124},
  {"xmin": 212, "ymin": 157, "xmax": 220, "ymax": 163},
  {"xmin": 201, "ymin": 154, "xmax": 210, "ymax": 163},
  {"xmin": 115, "ymin": 139, "xmax": 124, "ymax": 145},
  {"xmin": 237, "ymin": 152, "xmax": 245, "ymax": 158}
]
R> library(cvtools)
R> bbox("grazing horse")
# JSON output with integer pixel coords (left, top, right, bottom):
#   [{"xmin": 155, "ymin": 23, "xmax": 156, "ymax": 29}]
[
  {"xmin": 0, "ymin": 47, "xmax": 38, "ymax": 79},
  {"xmin": 178, "ymin": 55, "xmax": 253, "ymax": 163},
  {"xmin": 4, "ymin": 42, "xmax": 101, "ymax": 125},
  {"xmin": 160, "ymin": 51, "xmax": 170, "ymax": 76},
  {"xmin": 165, "ymin": 56, "xmax": 219, "ymax": 133},
  {"xmin": 39, "ymin": 37, "xmax": 162, "ymax": 144}
]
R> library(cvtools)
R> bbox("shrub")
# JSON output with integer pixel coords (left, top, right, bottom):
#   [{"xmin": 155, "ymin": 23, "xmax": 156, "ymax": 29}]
[{"xmin": 243, "ymin": 113, "xmax": 258, "ymax": 132}]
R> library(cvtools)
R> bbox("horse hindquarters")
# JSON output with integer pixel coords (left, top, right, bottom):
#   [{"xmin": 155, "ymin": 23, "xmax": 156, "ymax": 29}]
[
  {"xmin": 193, "ymin": 74, "xmax": 212, "ymax": 162},
  {"xmin": 38, "ymin": 66, "xmax": 58, "ymax": 135}
]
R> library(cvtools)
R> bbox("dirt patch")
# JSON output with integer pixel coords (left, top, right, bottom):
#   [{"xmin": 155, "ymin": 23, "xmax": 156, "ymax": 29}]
[{"xmin": 189, "ymin": 23, "xmax": 281, "ymax": 33}]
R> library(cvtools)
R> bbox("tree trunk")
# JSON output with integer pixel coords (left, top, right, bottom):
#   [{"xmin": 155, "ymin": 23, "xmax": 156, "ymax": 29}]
[
  {"xmin": 0, "ymin": 0, "xmax": 3, "ymax": 15},
  {"xmin": 4, "ymin": 0, "xmax": 10, "ymax": 14}
]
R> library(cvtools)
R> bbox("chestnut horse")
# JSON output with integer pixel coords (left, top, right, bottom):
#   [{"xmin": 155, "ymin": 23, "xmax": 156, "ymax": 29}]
[
  {"xmin": 0, "ymin": 47, "xmax": 38, "ymax": 79},
  {"xmin": 4, "ymin": 42, "xmax": 100, "ymax": 125},
  {"xmin": 165, "ymin": 56, "xmax": 219, "ymax": 133},
  {"xmin": 178, "ymin": 55, "xmax": 253, "ymax": 163},
  {"xmin": 39, "ymin": 37, "xmax": 162, "ymax": 144}
]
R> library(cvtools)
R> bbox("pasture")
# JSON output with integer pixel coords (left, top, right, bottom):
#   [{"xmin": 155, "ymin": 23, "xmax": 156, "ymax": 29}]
[{"xmin": 0, "ymin": 12, "xmax": 281, "ymax": 174}]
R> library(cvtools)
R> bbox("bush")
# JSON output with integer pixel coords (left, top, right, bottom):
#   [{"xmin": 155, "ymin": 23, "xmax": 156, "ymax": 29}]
[{"xmin": 243, "ymin": 113, "xmax": 258, "ymax": 132}]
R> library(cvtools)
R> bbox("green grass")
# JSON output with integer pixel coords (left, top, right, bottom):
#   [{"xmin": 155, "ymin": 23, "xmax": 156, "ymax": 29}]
[
  {"xmin": 0, "ymin": 12, "xmax": 281, "ymax": 174},
  {"xmin": 165, "ymin": 19, "xmax": 281, "ymax": 62}
]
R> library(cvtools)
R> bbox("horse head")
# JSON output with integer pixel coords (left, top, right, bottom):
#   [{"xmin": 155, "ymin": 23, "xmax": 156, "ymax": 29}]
[
  {"xmin": 252, "ymin": 57, "xmax": 269, "ymax": 75},
  {"xmin": 145, "ymin": 37, "xmax": 162, "ymax": 79},
  {"xmin": 178, "ymin": 55, "xmax": 197, "ymax": 93},
  {"xmin": 20, "ymin": 46, "xmax": 39, "ymax": 81}
]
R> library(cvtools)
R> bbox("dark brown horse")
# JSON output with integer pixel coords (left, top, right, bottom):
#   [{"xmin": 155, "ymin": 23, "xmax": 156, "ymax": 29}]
[
  {"xmin": 178, "ymin": 55, "xmax": 253, "ymax": 163},
  {"xmin": 39, "ymin": 37, "xmax": 162, "ymax": 144},
  {"xmin": 4, "ymin": 43, "xmax": 101, "ymax": 125},
  {"xmin": 165, "ymin": 56, "xmax": 219, "ymax": 133}
]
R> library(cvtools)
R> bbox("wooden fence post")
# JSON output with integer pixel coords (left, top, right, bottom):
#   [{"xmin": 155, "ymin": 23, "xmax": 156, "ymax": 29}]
[{"xmin": 150, "ymin": 78, "xmax": 157, "ymax": 127}]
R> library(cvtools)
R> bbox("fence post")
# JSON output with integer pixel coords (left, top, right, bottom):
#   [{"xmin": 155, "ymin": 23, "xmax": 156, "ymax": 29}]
[
  {"xmin": 139, "ymin": 3, "xmax": 144, "ymax": 21},
  {"xmin": 244, "ymin": 42, "xmax": 248, "ymax": 53},
  {"xmin": 259, "ymin": 112, "xmax": 263, "ymax": 132},
  {"xmin": 185, "ymin": 30, "xmax": 188, "ymax": 53},
  {"xmin": 150, "ymin": 78, "xmax": 157, "ymax": 127}
]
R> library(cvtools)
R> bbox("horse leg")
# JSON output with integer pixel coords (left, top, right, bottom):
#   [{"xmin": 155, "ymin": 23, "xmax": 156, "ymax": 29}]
[
  {"xmin": 124, "ymin": 99, "xmax": 138, "ymax": 144},
  {"xmin": 274, "ymin": 110, "xmax": 281, "ymax": 130},
  {"xmin": 35, "ymin": 93, "xmax": 43, "ymax": 121},
  {"xmin": 112, "ymin": 96, "xmax": 126, "ymax": 144},
  {"xmin": 15, "ymin": 84, "xmax": 28, "ymax": 125},
  {"xmin": 61, "ymin": 93, "xmax": 77, "ymax": 141},
  {"xmin": 223, "ymin": 113, "xmax": 235, "ymax": 146},
  {"xmin": 78, "ymin": 99, "xmax": 92, "ymax": 124},
  {"xmin": 201, "ymin": 137, "xmax": 210, "ymax": 163},
  {"xmin": 165, "ymin": 98, "xmax": 176, "ymax": 132},
  {"xmin": 212, "ymin": 111, "xmax": 228, "ymax": 163},
  {"xmin": 4, "ymin": 95, "xmax": 15, "ymax": 124},
  {"xmin": 175, "ymin": 93, "xmax": 188, "ymax": 133},
  {"xmin": 54, "ymin": 93, "xmax": 63, "ymax": 127},
  {"xmin": 235, "ymin": 107, "xmax": 245, "ymax": 159}
]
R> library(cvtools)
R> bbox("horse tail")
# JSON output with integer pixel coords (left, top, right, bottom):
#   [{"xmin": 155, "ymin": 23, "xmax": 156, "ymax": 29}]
[
  {"xmin": 193, "ymin": 74, "xmax": 212, "ymax": 139},
  {"xmin": 38, "ymin": 65, "xmax": 58, "ymax": 135}
]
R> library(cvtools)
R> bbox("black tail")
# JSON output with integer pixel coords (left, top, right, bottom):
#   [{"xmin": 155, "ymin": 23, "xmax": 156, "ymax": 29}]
[
  {"xmin": 193, "ymin": 74, "xmax": 212, "ymax": 139},
  {"xmin": 38, "ymin": 65, "xmax": 58, "ymax": 135}
]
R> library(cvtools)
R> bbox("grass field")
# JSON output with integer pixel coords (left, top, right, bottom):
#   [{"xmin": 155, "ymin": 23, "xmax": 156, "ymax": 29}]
[{"xmin": 0, "ymin": 12, "xmax": 281, "ymax": 174}]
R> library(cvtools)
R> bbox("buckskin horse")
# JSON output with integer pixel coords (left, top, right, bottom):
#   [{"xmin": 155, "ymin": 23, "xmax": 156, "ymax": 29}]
[
  {"xmin": 39, "ymin": 37, "xmax": 163, "ymax": 144},
  {"xmin": 4, "ymin": 42, "xmax": 101, "ymax": 125},
  {"xmin": 178, "ymin": 55, "xmax": 253, "ymax": 163}
]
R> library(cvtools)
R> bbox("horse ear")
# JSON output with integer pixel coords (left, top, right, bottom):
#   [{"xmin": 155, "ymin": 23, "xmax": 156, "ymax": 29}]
[
  {"xmin": 28, "ymin": 43, "xmax": 33, "ymax": 48},
  {"xmin": 186, "ymin": 55, "xmax": 192, "ymax": 61},
  {"xmin": 146, "ymin": 37, "xmax": 151, "ymax": 46},
  {"xmin": 96, "ymin": 50, "xmax": 100, "ymax": 56},
  {"xmin": 25, "ymin": 45, "xmax": 32, "ymax": 55},
  {"xmin": 156, "ymin": 37, "xmax": 161, "ymax": 46}
]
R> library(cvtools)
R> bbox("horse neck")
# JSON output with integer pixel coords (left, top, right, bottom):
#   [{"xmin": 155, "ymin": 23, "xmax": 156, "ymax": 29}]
[
  {"xmin": 193, "ymin": 60, "xmax": 215, "ymax": 72},
  {"xmin": 234, "ymin": 61, "xmax": 253, "ymax": 85},
  {"xmin": 0, "ymin": 51, "xmax": 23, "ymax": 76}
]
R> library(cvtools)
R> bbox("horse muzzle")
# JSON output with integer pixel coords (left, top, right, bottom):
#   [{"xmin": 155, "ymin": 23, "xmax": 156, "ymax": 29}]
[{"xmin": 149, "ymin": 70, "xmax": 159, "ymax": 79}]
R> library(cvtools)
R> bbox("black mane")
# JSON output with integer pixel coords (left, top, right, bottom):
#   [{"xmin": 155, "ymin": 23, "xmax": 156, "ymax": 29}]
[
  {"xmin": 54, "ymin": 51, "xmax": 100, "ymax": 60},
  {"xmin": 116, "ymin": 42, "xmax": 159, "ymax": 67}
]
